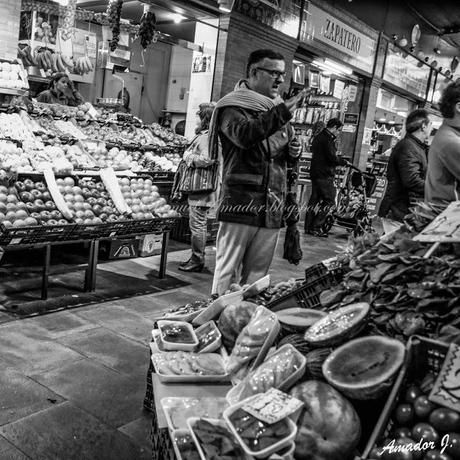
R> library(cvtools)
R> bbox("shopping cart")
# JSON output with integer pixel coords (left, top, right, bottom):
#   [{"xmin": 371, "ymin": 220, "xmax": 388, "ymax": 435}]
[{"xmin": 321, "ymin": 164, "xmax": 377, "ymax": 237}]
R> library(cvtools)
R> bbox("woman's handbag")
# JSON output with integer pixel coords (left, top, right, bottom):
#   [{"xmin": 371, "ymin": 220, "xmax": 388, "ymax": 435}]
[{"xmin": 178, "ymin": 161, "xmax": 219, "ymax": 194}]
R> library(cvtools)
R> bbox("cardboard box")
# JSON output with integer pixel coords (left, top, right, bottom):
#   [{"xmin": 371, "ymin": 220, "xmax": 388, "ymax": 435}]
[
  {"xmin": 100, "ymin": 238, "xmax": 139, "ymax": 260},
  {"xmin": 138, "ymin": 234, "xmax": 162, "ymax": 257}
]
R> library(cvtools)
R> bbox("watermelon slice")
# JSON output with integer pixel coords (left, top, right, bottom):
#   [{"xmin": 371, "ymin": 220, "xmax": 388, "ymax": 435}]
[
  {"xmin": 304, "ymin": 302, "xmax": 369, "ymax": 347},
  {"xmin": 322, "ymin": 335, "xmax": 405, "ymax": 400},
  {"xmin": 276, "ymin": 308, "xmax": 326, "ymax": 332}
]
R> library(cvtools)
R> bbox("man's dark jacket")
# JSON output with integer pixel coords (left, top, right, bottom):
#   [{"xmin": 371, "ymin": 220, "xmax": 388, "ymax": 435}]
[
  {"xmin": 379, "ymin": 134, "xmax": 428, "ymax": 221},
  {"xmin": 217, "ymin": 104, "xmax": 293, "ymax": 228},
  {"xmin": 310, "ymin": 128, "xmax": 345, "ymax": 179}
]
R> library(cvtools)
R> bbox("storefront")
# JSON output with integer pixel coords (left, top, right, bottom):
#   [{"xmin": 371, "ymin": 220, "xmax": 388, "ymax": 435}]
[{"xmin": 290, "ymin": 1, "xmax": 378, "ymax": 185}]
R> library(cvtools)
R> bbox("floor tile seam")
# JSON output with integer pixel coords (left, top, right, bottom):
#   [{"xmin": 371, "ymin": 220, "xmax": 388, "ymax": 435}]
[
  {"xmin": 0, "ymin": 433, "xmax": 33, "ymax": 459},
  {"xmin": 22, "ymin": 355, "xmax": 87, "ymax": 378}
]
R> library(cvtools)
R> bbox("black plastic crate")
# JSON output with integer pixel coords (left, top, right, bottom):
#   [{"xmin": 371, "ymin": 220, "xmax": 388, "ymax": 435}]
[
  {"xmin": 71, "ymin": 222, "xmax": 116, "ymax": 240},
  {"xmin": 32, "ymin": 222, "xmax": 76, "ymax": 243},
  {"xmin": 268, "ymin": 268, "xmax": 344, "ymax": 311},
  {"xmin": 357, "ymin": 336, "xmax": 449, "ymax": 459},
  {"xmin": 112, "ymin": 217, "xmax": 179, "ymax": 237},
  {"xmin": 0, "ymin": 223, "xmax": 43, "ymax": 246}
]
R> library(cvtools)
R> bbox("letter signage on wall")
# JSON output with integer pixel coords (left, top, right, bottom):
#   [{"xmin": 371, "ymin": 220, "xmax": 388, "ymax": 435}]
[{"xmin": 301, "ymin": 4, "xmax": 376, "ymax": 73}]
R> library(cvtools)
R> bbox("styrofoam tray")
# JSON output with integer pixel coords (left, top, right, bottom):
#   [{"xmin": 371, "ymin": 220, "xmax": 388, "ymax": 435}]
[
  {"xmin": 150, "ymin": 348, "xmax": 230, "ymax": 383},
  {"xmin": 223, "ymin": 395, "xmax": 298, "ymax": 459},
  {"xmin": 157, "ymin": 320, "xmax": 199, "ymax": 351},
  {"xmin": 192, "ymin": 290, "xmax": 244, "ymax": 326},
  {"xmin": 227, "ymin": 344, "xmax": 306, "ymax": 405},
  {"xmin": 161, "ymin": 397, "xmax": 229, "ymax": 431},
  {"xmin": 243, "ymin": 275, "xmax": 271, "ymax": 298},
  {"xmin": 187, "ymin": 417, "xmax": 250, "ymax": 460},
  {"xmin": 195, "ymin": 320, "xmax": 222, "ymax": 353}
]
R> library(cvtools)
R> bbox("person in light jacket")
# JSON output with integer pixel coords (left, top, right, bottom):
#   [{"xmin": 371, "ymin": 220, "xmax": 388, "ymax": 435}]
[
  {"xmin": 179, "ymin": 102, "xmax": 217, "ymax": 272},
  {"xmin": 425, "ymin": 80, "xmax": 460, "ymax": 204}
]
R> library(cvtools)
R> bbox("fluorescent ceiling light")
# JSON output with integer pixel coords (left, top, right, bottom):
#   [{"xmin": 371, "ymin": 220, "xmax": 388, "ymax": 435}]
[
  {"xmin": 218, "ymin": 0, "xmax": 235, "ymax": 12},
  {"xmin": 311, "ymin": 58, "xmax": 353, "ymax": 76}
]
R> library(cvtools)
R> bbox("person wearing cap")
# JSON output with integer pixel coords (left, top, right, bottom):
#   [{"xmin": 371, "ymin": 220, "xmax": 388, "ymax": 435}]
[
  {"xmin": 379, "ymin": 109, "xmax": 431, "ymax": 225},
  {"xmin": 179, "ymin": 102, "xmax": 217, "ymax": 272}
]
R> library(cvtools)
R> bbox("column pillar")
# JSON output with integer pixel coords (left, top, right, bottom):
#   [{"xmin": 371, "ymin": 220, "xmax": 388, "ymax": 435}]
[{"xmin": 0, "ymin": 0, "xmax": 21, "ymax": 61}]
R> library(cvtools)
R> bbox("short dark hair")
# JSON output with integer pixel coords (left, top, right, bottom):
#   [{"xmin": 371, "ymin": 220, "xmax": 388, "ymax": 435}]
[
  {"xmin": 327, "ymin": 118, "xmax": 343, "ymax": 130},
  {"xmin": 404, "ymin": 109, "xmax": 430, "ymax": 133},
  {"xmin": 246, "ymin": 49, "xmax": 285, "ymax": 77},
  {"xmin": 439, "ymin": 80, "xmax": 460, "ymax": 119}
]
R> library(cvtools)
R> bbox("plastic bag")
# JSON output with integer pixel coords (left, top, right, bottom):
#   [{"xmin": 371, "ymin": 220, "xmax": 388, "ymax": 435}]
[{"xmin": 226, "ymin": 306, "xmax": 279, "ymax": 375}]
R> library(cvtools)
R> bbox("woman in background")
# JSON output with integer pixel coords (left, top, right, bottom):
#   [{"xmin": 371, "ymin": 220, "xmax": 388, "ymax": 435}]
[
  {"xmin": 179, "ymin": 102, "xmax": 217, "ymax": 272},
  {"xmin": 37, "ymin": 72, "xmax": 84, "ymax": 106}
]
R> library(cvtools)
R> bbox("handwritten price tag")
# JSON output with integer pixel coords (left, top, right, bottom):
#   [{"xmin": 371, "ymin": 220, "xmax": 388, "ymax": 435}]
[
  {"xmin": 429, "ymin": 344, "xmax": 460, "ymax": 413},
  {"xmin": 242, "ymin": 389, "xmax": 303, "ymax": 425}
]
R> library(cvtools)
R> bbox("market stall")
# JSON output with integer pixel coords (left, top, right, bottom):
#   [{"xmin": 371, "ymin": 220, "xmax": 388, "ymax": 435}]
[{"xmin": 142, "ymin": 201, "xmax": 460, "ymax": 460}]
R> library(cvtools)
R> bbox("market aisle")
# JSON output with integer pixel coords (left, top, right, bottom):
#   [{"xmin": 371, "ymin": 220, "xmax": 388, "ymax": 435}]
[{"xmin": 0, "ymin": 229, "xmax": 347, "ymax": 459}]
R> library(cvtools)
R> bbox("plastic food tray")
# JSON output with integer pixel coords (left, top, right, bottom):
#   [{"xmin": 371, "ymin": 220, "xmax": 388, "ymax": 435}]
[
  {"xmin": 227, "ymin": 344, "xmax": 307, "ymax": 405},
  {"xmin": 243, "ymin": 275, "xmax": 271, "ymax": 299},
  {"xmin": 161, "ymin": 397, "xmax": 228, "ymax": 432},
  {"xmin": 192, "ymin": 290, "xmax": 244, "ymax": 326},
  {"xmin": 222, "ymin": 395, "xmax": 298, "ymax": 459},
  {"xmin": 357, "ymin": 336, "xmax": 450, "ymax": 460},
  {"xmin": 149, "ymin": 346, "xmax": 230, "ymax": 384},
  {"xmin": 157, "ymin": 320, "xmax": 199, "ymax": 352},
  {"xmin": 187, "ymin": 417, "xmax": 251, "ymax": 460},
  {"xmin": 195, "ymin": 320, "xmax": 222, "ymax": 353}
]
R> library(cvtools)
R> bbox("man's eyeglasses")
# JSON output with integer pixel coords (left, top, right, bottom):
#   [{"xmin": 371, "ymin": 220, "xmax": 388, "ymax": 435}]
[{"xmin": 256, "ymin": 67, "xmax": 286, "ymax": 79}]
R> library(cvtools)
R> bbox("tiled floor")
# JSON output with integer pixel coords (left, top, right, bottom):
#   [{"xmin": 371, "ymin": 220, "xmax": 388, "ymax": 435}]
[{"xmin": 0, "ymin": 227, "xmax": 349, "ymax": 459}]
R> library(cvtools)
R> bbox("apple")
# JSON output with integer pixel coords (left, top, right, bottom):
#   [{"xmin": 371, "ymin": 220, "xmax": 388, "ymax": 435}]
[
  {"xmin": 15, "ymin": 181, "xmax": 26, "ymax": 192},
  {"xmin": 56, "ymin": 178, "xmax": 65, "ymax": 186},
  {"xmin": 81, "ymin": 188, "xmax": 91, "ymax": 198},
  {"xmin": 45, "ymin": 201, "xmax": 56, "ymax": 210},
  {"xmin": 36, "ymin": 182, "xmax": 46, "ymax": 192},
  {"xmin": 0, "ymin": 193, "xmax": 7, "ymax": 203},
  {"xmin": 47, "ymin": 219, "xmax": 58, "ymax": 226},
  {"xmin": 64, "ymin": 194, "xmax": 75, "ymax": 203},
  {"xmin": 24, "ymin": 217, "xmax": 38, "ymax": 226},
  {"xmin": 31, "ymin": 212, "xmax": 40, "ymax": 219},
  {"xmin": 6, "ymin": 194, "xmax": 17, "ymax": 203},
  {"xmin": 0, "ymin": 185, "xmax": 8, "ymax": 194},
  {"xmin": 42, "ymin": 191, "xmax": 51, "ymax": 201},
  {"xmin": 92, "ymin": 205, "xmax": 102, "ymax": 215},
  {"xmin": 75, "ymin": 218, "xmax": 84, "ymax": 224},
  {"xmin": 74, "ymin": 195, "xmax": 84, "ymax": 203},
  {"xmin": 2, "ymin": 220, "xmax": 12, "ymax": 228},
  {"xmin": 40, "ymin": 211, "xmax": 51, "ymax": 220},
  {"xmin": 58, "ymin": 219, "xmax": 68, "ymax": 224},
  {"xmin": 96, "ymin": 198, "xmax": 106, "ymax": 206},
  {"xmin": 5, "ymin": 211, "xmax": 16, "ymax": 221},
  {"xmin": 99, "ymin": 213, "xmax": 107, "ymax": 221},
  {"xmin": 64, "ymin": 185, "xmax": 73, "ymax": 194},
  {"xmin": 83, "ymin": 218, "xmax": 93, "ymax": 224},
  {"xmin": 16, "ymin": 209, "xmax": 28, "ymax": 219},
  {"xmin": 13, "ymin": 219, "xmax": 25, "ymax": 227},
  {"xmin": 20, "ymin": 191, "xmax": 32, "ymax": 202},
  {"xmin": 31, "ymin": 189, "xmax": 42, "ymax": 199},
  {"xmin": 0, "ymin": 203, "xmax": 7, "ymax": 214},
  {"xmin": 75, "ymin": 210, "xmax": 85, "ymax": 219},
  {"xmin": 23, "ymin": 179, "xmax": 34, "ymax": 191},
  {"xmin": 84, "ymin": 210, "xmax": 94, "ymax": 218},
  {"xmin": 50, "ymin": 210, "xmax": 61, "ymax": 219}
]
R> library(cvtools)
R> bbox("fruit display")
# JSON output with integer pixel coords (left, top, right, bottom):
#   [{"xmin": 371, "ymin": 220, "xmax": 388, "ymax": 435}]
[
  {"xmin": 151, "ymin": 123, "xmax": 187, "ymax": 147},
  {"xmin": 290, "ymin": 380, "xmax": 361, "ymax": 460},
  {"xmin": 62, "ymin": 144, "xmax": 96, "ymax": 169},
  {"xmin": 217, "ymin": 301, "xmax": 258, "ymax": 351},
  {"xmin": 88, "ymin": 145, "xmax": 141, "ymax": 171},
  {"xmin": 14, "ymin": 179, "xmax": 69, "ymax": 226},
  {"xmin": 0, "ymin": 113, "xmax": 37, "ymax": 145},
  {"xmin": 58, "ymin": 176, "xmax": 122, "ymax": 224},
  {"xmin": 118, "ymin": 176, "xmax": 178, "ymax": 218},
  {"xmin": 73, "ymin": 55, "xmax": 94, "ymax": 76},
  {"xmin": 139, "ymin": 150, "xmax": 180, "ymax": 172},
  {"xmin": 32, "ymin": 102, "xmax": 92, "ymax": 120},
  {"xmin": 370, "ymin": 372, "xmax": 460, "ymax": 459},
  {"xmin": 0, "ymin": 60, "xmax": 27, "ymax": 89},
  {"xmin": 0, "ymin": 185, "xmax": 37, "ymax": 228},
  {"xmin": 53, "ymin": 120, "xmax": 87, "ymax": 140},
  {"xmin": 28, "ymin": 145, "xmax": 73, "ymax": 174},
  {"xmin": 322, "ymin": 336, "xmax": 406, "ymax": 400},
  {"xmin": 0, "ymin": 141, "xmax": 32, "ymax": 172}
]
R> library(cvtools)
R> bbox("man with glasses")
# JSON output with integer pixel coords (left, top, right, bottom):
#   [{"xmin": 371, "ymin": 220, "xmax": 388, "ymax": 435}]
[
  {"xmin": 425, "ymin": 80, "xmax": 460, "ymax": 204},
  {"xmin": 208, "ymin": 49, "xmax": 306, "ymax": 295}
]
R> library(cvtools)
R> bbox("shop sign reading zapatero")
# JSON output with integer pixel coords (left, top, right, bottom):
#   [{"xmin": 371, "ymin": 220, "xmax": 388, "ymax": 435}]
[{"xmin": 301, "ymin": 4, "xmax": 376, "ymax": 74}]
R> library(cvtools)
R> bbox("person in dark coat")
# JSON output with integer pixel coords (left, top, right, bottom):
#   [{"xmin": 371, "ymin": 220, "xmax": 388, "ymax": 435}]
[
  {"xmin": 37, "ymin": 73, "xmax": 84, "ymax": 106},
  {"xmin": 379, "ymin": 109, "xmax": 431, "ymax": 223},
  {"xmin": 208, "ymin": 49, "xmax": 306, "ymax": 295},
  {"xmin": 305, "ymin": 118, "xmax": 346, "ymax": 237}
]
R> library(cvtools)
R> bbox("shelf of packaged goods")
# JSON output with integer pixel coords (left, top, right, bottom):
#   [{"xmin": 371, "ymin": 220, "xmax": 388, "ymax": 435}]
[{"xmin": 0, "ymin": 87, "xmax": 29, "ymax": 96}]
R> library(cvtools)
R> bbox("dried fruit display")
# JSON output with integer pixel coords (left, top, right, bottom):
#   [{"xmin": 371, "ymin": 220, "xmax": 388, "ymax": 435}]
[
  {"xmin": 139, "ymin": 5, "xmax": 157, "ymax": 49},
  {"xmin": 106, "ymin": 0, "xmax": 123, "ymax": 51}
]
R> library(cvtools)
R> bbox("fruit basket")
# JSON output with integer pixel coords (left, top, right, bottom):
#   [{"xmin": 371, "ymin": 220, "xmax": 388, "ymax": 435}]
[
  {"xmin": 357, "ymin": 336, "xmax": 450, "ymax": 460},
  {"xmin": 0, "ymin": 221, "xmax": 43, "ymax": 246}
]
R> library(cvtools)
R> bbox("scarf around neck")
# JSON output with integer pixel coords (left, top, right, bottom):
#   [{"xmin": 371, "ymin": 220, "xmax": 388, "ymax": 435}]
[{"xmin": 208, "ymin": 80, "xmax": 284, "ymax": 159}]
